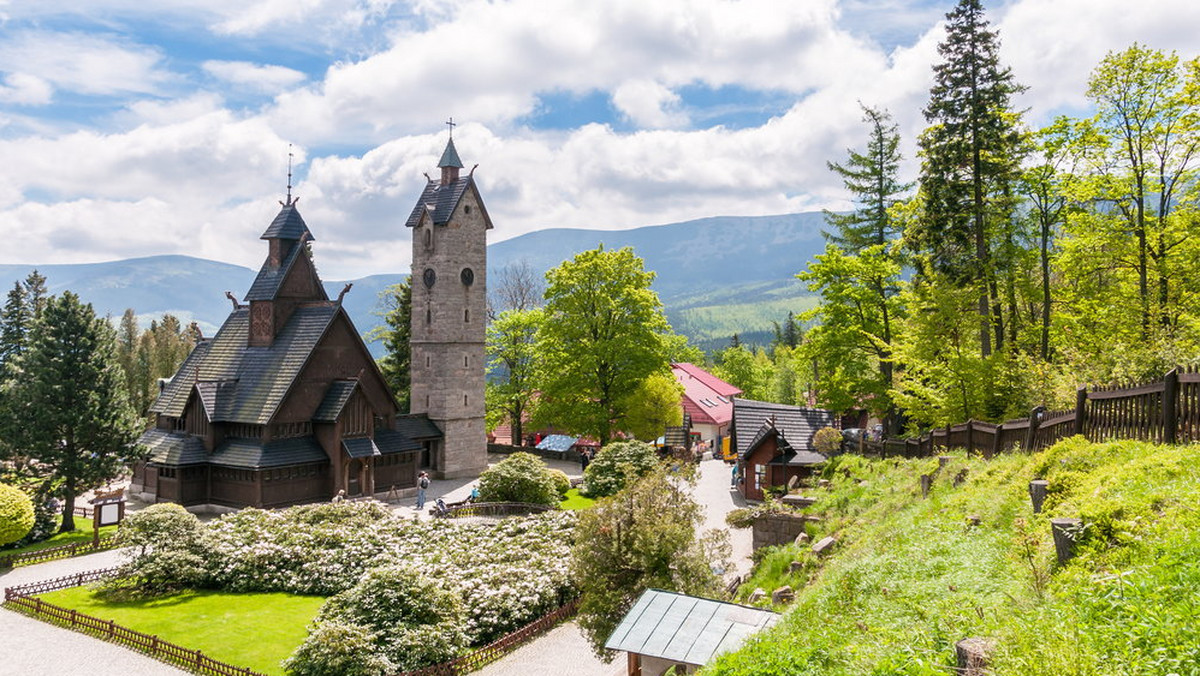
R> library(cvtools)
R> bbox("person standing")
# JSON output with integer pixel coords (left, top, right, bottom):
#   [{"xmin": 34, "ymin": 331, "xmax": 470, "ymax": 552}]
[{"xmin": 416, "ymin": 471, "xmax": 430, "ymax": 510}]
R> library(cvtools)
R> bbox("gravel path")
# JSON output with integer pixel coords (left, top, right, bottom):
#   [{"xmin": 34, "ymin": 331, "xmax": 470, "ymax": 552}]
[{"xmin": 0, "ymin": 549, "xmax": 188, "ymax": 676}]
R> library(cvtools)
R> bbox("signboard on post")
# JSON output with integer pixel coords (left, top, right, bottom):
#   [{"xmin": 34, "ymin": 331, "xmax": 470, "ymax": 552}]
[{"xmin": 89, "ymin": 488, "xmax": 126, "ymax": 546}]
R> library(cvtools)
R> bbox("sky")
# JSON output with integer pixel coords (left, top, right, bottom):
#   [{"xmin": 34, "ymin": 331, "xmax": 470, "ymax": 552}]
[{"xmin": 0, "ymin": 0, "xmax": 1197, "ymax": 279}]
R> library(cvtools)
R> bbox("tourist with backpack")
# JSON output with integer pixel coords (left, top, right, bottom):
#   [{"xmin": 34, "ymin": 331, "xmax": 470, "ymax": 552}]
[{"xmin": 416, "ymin": 471, "xmax": 431, "ymax": 509}]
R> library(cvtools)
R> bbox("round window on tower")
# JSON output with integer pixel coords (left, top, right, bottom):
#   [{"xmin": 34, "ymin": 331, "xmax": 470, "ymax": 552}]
[
  {"xmin": 423, "ymin": 268, "xmax": 436, "ymax": 288},
  {"xmin": 460, "ymin": 267, "xmax": 475, "ymax": 286}
]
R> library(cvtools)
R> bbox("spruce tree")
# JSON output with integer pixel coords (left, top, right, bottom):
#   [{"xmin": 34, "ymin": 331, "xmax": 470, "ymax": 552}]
[
  {"xmin": 9, "ymin": 292, "xmax": 143, "ymax": 531},
  {"xmin": 0, "ymin": 282, "xmax": 30, "ymax": 371},
  {"xmin": 824, "ymin": 105, "xmax": 911, "ymax": 250},
  {"xmin": 372, "ymin": 278, "xmax": 412, "ymax": 412},
  {"xmin": 914, "ymin": 0, "xmax": 1026, "ymax": 356}
]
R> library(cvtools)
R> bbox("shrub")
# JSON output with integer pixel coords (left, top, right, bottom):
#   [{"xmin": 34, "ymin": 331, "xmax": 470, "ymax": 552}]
[
  {"xmin": 547, "ymin": 468, "xmax": 571, "ymax": 497},
  {"xmin": 301, "ymin": 565, "xmax": 469, "ymax": 671},
  {"xmin": 0, "ymin": 483, "xmax": 34, "ymax": 546},
  {"xmin": 477, "ymin": 452, "xmax": 559, "ymax": 505},
  {"xmin": 812, "ymin": 427, "xmax": 843, "ymax": 455},
  {"xmin": 116, "ymin": 503, "xmax": 203, "ymax": 555},
  {"xmin": 581, "ymin": 440, "xmax": 659, "ymax": 498},
  {"xmin": 283, "ymin": 620, "xmax": 393, "ymax": 676},
  {"xmin": 106, "ymin": 503, "xmax": 210, "ymax": 597}
]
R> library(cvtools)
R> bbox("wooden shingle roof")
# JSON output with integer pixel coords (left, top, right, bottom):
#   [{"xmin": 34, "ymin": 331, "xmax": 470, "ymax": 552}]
[
  {"xmin": 732, "ymin": 398, "xmax": 835, "ymax": 460},
  {"xmin": 150, "ymin": 305, "xmax": 340, "ymax": 425},
  {"xmin": 140, "ymin": 429, "xmax": 208, "ymax": 466},
  {"xmin": 259, "ymin": 203, "xmax": 314, "ymax": 241}
]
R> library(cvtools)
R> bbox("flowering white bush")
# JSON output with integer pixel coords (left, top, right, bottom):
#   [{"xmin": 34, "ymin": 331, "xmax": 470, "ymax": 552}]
[{"xmin": 119, "ymin": 501, "xmax": 577, "ymax": 671}]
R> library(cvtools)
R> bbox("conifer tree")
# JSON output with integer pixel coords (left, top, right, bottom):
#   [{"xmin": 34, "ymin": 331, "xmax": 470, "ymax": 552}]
[
  {"xmin": 0, "ymin": 282, "xmax": 30, "ymax": 371},
  {"xmin": 8, "ymin": 292, "xmax": 142, "ymax": 532},
  {"xmin": 824, "ymin": 105, "xmax": 911, "ymax": 250},
  {"xmin": 372, "ymin": 278, "xmax": 412, "ymax": 412},
  {"xmin": 913, "ymin": 0, "xmax": 1026, "ymax": 356}
]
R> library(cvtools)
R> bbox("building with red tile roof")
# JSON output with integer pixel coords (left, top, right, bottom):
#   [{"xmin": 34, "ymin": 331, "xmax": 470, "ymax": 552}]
[{"xmin": 671, "ymin": 363, "xmax": 742, "ymax": 451}]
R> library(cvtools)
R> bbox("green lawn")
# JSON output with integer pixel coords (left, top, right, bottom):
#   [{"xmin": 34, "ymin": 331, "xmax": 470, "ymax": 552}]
[
  {"xmin": 559, "ymin": 488, "xmax": 596, "ymax": 510},
  {"xmin": 1, "ymin": 519, "xmax": 119, "ymax": 559},
  {"xmin": 38, "ymin": 587, "xmax": 325, "ymax": 675}
]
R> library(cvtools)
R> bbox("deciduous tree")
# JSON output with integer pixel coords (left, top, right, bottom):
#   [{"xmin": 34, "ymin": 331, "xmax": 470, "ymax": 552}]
[{"xmin": 486, "ymin": 308, "xmax": 543, "ymax": 445}]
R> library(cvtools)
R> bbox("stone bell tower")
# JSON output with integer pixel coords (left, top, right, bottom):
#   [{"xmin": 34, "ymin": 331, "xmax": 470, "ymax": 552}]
[{"xmin": 404, "ymin": 133, "xmax": 491, "ymax": 478}]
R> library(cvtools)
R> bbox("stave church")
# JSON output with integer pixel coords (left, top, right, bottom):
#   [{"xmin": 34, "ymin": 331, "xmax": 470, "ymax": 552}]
[{"xmin": 130, "ymin": 136, "xmax": 489, "ymax": 509}]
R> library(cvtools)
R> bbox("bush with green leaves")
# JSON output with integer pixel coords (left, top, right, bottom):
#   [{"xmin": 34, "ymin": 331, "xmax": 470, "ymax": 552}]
[
  {"xmin": 477, "ymin": 452, "xmax": 559, "ymax": 505},
  {"xmin": 580, "ymin": 440, "xmax": 660, "ymax": 498},
  {"xmin": 0, "ymin": 483, "xmax": 34, "ymax": 546},
  {"xmin": 288, "ymin": 565, "xmax": 468, "ymax": 674},
  {"xmin": 811, "ymin": 426, "xmax": 843, "ymax": 455},
  {"xmin": 19, "ymin": 490, "xmax": 59, "ymax": 545},
  {"xmin": 547, "ymin": 468, "xmax": 571, "ymax": 497},
  {"xmin": 282, "ymin": 620, "xmax": 393, "ymax": 676},
  {"xmin": 105, "ymin": 503, "xmax": 210, "ymax": 596}
]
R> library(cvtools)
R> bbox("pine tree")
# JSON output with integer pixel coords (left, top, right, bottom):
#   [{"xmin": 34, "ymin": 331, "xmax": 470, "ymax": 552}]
[
  {"xmin": 914, "ymin": 0, "xmax": 1027, "ymax": 356},
  {"xmin": 8, "ymin": 292, "xmax": 142, "ymax": 532},
  {"xmin": 824, "ymin": 105, "xmax": 912, "ymax": 250},
  {"xmin": 0, "ymin": 282, "xmax": 30, "ymax": 371},
  {"xmin": 371, "ymin": 278, "xmax": 412, "ymax": 412}
]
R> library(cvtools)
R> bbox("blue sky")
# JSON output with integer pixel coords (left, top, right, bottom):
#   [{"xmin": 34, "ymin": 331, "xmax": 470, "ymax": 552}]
[{"xmin": 0, "ymin": 0, "xmax": 1196, "ymax": 278}]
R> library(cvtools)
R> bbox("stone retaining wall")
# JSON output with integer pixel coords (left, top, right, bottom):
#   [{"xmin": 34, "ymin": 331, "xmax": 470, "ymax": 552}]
[{"xmin": 752, "ymin": 513, "xmax": 811, "ymax": 550}]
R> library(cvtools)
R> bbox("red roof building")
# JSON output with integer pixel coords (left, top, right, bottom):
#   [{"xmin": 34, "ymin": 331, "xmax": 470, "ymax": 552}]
[{"xmin": 671, "ymin": 363, "xmax": 742, "ymax": 450}]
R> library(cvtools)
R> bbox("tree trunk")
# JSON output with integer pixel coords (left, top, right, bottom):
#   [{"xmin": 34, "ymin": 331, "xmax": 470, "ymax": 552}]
[
  {"xmin": 1040, "ymin": 214, "xmax": 1052, "ymax": 361},
  {"xmin": 61, "ymin": 479, "xmax": 76, "ymax": 533}
]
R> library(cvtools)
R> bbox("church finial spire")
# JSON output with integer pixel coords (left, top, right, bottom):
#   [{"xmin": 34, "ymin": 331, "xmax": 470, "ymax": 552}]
[
  {"xmin": 438, "ymin": 120, "xmax": 464, "ymax": 185},
  {"xmin": 285, "ymin": 144, "xmax": 294, "ymax": 205}
]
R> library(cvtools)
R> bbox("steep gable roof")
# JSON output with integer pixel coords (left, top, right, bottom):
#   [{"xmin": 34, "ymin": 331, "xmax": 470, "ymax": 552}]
[
  {"xmin": 244, "ymin": 237, "xmax": 307, "ymax": 302},
  {"xmin": 673, "ymin": 363, "xmax": 739, "ymax": 427},
  {"xmin": 313, "ymin": 380, "xmax": 358, "ymax": 423},
  {"xmin": 260, "ymin": 203, "xmax": 314, "ymax": 241},
  {"xmin": 150, "ymin": 304, "xmax": 340, "ymax": 425},
  {"xmin": 732, "ymin": 398, "xmax": 835, "ymax": 460},
  {"xmin": 403, "ymin": 176, "xmax": 493, "ymax": 230}
]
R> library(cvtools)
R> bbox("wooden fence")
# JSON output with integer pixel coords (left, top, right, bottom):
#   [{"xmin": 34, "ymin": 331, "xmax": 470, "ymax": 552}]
[
  {"xmin": 395, "ymin": 598, "xmax": 580, "ymax": 676},
  {"xmin": 3, "ymin": 569, "xmax": 266, "ymax": 676},
  {"xmin": 0, "ymin": 535, "xmax": 118, "ymax": 569},
  {"xmin": 889, "ymin": 367, "xmax": 1200, "ymax": 457},
  {"xmin": 434, "ymin": 502, "xmax": 559, "ymax": 520}
]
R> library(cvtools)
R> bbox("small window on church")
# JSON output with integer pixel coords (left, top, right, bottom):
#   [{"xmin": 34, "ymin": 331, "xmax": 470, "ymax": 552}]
[
  {"xmin": 424, "ymin": 228, "xmax": 432, "ymax": 250},
  {"xmin": 426, "ymin": 395, "xmax": 430, "ymax": 408},
  {"xmin": 465, "ymin": 205, "xmax": 471, "ymax": 214},
  {"xmin": 464, "ymin": 308, "xmax": 470, "ymax": 323},
  {"xmin": 426, "ymin": 355, "xmax": 431, "ymax": 368},
  {"xmin": 464, "ymin": 394, "xmax": 469, "ymax": 406},
  {"xmin": 464, "ymin": 355, "xmax": 469, "ymax": 367},
  {"xmin": 426, "ymin": 307, "xmax": 432, "ymax": 325}
]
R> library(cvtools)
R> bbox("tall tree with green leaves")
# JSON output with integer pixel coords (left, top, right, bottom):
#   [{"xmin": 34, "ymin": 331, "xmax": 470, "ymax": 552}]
[
  {"xmin": 534, "ymin": 247, "xmax": 677, "ymax": 444},
  {"xmin": 0, "ymin": 282, "xmax": 30, "ymax": 372},
  {"xmin": 800, "ymin": 244, "xmax": 906, "ymax": 432},
  {"xmin": 486, "ymin": 308, "xmax": 544, "ymax": 445},
  {"xmin": 371, "ymin": 278, "xmax": 412, "ymax": 412},
  {"xmin": 1084, "ymin": 44, "xmax": 1200, "ymax": 333},
  {"xmin": 572, "ymin": 466, "xmax": 729, "ymax": 657},
  {"xmin": 8, "ymin": 292, "xmax": 143, "ymax": 531},
  {"xmin": 824, "ymin": 104, "xmax": 912, "ymax": 250},
  {"xmin": 913, "ymin": 0, "xmax": 1027, "ymax": 357}
]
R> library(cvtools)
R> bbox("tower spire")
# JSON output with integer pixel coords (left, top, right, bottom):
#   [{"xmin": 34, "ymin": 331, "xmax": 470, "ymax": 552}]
[
  {"xmin": 438, "ymin": 120, "xmax": 464, "ymax": 185},
  {"xmin": 286, "ymin": 144, "xmax": 294, "ymax": 205}
]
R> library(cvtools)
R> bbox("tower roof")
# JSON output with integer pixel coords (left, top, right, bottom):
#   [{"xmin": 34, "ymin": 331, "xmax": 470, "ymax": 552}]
[
  {"xmin": 438, "ymin": 138, "xmax": 464, "ymax": 169},
  {"xmin": 260, "ymin": 202, "xmax": 315, "ymax": 241}
]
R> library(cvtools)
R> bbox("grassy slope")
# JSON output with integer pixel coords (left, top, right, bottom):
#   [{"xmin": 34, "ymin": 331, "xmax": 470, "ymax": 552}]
[
  {"xmin": 705, "ymin": 439, "xmax": 1200, "ymax": 675},
  {"xmin": 37, "ymin": 587, "xmax": 325, "ymax": 675},
  {"xmin": 560, "ymin": 488, "xmax": 596, "ymax": 510}
]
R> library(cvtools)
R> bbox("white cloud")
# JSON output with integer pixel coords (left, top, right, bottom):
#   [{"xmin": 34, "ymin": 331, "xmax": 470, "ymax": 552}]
[
  {"xmin": 612, "ymin": 80, "xmax": 687, "ymax": 129},
  {"xmin": 0, "ymin": 30, "xmax": 171, "ymax": 99},
  {"xmin": 202, "ymin": 60, "xmax": 306, "ymax": 93},
  {"xmin": 0, "ymin": 72, "xmax": 53, "ymax": 105}
]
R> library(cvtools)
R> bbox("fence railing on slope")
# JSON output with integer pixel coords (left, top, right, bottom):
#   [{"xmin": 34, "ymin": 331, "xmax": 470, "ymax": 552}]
[
  {"xmin": 887, "ymin": 367, "xmax": 1200, "ymax": 456},
  {"xmin": 4, "ymin": 568, "xmax": 266, "ymax": 676},
  {"xmin": 0, "ymin": 534, "xmax": 119, "ymax": 569},
  {"xmin": 394, "ymin": 598, "xmax": 580, "ymax": 676}
]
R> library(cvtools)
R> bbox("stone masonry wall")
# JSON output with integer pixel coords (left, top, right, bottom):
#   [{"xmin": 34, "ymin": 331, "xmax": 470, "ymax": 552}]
[{"xmin": 752, "ymin": 513, "xmax": 811, "ymax": 550}]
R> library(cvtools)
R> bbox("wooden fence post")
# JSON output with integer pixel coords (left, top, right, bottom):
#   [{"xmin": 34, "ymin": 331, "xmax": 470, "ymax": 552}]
[
  {"xmin": 1028, "ymin": 480, "xmax": 1049, "ymax": 514},
  {"xmin": 1164, "ymin": 368, "xmax": 1179, "ymax": 445},
  {"xmin": 1074, "ymin": 386, "xmax": 1088, "ymax": 438},
  {"xmin": 1024, "ymin": 406, "xmax": 1045, "ymax": 452},
  {"xmin": 965, "ymin": 420, "xmax": 974, "ymax": 455},
  {"xmin": 1051, "ymin": 518, "xmax": 1083, "ymax": 566}
]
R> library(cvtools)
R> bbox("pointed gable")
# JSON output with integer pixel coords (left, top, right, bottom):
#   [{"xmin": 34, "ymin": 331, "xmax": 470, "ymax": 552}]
[{"xmin": 260, "ymin": 202, "xmax": 314, "ymax": 241}]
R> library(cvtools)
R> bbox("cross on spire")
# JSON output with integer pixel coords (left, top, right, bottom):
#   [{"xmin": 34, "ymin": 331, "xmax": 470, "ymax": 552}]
[{"xmin": 446, "ymin": 117, "xmax": 456, "ymax": 138}]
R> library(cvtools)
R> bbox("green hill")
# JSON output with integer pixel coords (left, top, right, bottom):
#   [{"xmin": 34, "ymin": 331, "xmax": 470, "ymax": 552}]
[{"xmin": 706, "ymin": 438, "xmax": 1200, "ymax": 675}]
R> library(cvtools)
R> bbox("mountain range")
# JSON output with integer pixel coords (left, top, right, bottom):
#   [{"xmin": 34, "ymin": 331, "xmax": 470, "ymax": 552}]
[{"xmin": 0, "ymin": 211, "xmax": 833, "ymax": 356}]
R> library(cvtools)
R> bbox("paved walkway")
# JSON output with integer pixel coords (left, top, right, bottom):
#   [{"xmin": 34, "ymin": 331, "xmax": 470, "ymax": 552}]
[{"xmin": 0, "ymin": 549, "xmax": 188, "ymax": 676}]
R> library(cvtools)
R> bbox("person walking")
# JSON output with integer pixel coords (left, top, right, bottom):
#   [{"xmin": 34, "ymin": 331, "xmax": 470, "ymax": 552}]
[{"xmin": 415, "ymin": 471, "xmax": 430, "ymax": 510}]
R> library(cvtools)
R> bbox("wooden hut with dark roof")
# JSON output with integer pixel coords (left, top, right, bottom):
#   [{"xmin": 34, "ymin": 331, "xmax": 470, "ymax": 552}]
[
  {"xmin": 130, "ymin": 198, "xmax": 438, "ymax": 509},
  {"xmin": 731, "ymin": 398, "xmax": 835, "ymax": 501}
]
